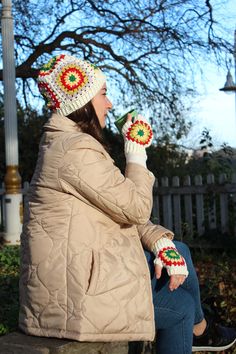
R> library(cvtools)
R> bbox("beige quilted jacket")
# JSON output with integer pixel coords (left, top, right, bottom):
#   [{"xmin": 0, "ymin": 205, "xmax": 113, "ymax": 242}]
[{"xmin": 19, "ymin": 113, "xmax": 173, "ymax": 342}]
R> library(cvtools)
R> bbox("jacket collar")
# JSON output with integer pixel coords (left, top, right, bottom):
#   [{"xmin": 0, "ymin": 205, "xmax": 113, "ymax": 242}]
[
  {"xmin": 43, "ymin": 112, "xmax": 111, "ymax": 159},
  {"xmin": 44, "ymin": 113, "xmax": 80, "ymax": 133}
]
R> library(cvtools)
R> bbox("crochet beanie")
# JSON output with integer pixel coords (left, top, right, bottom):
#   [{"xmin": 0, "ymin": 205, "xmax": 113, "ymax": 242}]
[{"xmin": 37, "ymin": 54, "xmax": 106, "ymax": 116}]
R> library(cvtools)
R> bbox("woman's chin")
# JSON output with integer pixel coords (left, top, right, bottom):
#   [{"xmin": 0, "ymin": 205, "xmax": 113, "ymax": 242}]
[{"xmin": 101, "ymin": 120, "xmax": 106, "ymax": 129}]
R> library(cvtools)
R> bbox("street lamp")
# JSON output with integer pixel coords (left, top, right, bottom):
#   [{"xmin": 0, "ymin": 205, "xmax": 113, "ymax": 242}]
[
  {"xmin": 220, "ymin": 67, "xmax": 236, "ymax": 93},
  {"xmin": 219, "ymin": 29, "xmax": 236, "ymax": 97}
]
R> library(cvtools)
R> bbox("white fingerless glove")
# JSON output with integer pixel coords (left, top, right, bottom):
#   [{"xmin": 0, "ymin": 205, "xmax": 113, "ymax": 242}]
[
  {"xmin": 153, "ymin": 238, "xmax": 189, "ymax": 277},
  {"xmin": 122, "ymin": 115, "xmax": 153, "ymax": 168}
]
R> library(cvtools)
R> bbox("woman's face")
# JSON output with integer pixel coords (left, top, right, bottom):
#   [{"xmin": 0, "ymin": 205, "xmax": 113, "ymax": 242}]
[{"xmin": 91, "ymin": 83, "xmax": 112, "ymax": 128}]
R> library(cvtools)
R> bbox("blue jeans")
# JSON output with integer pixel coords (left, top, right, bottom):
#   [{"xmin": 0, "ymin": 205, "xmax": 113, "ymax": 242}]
[{"xmin": 145, "ymin": 241, "xmax": 204, "ymax": 354}]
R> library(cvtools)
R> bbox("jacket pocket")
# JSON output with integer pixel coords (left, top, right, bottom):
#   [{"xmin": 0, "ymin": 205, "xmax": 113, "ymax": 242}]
[{"xmin": 86, "ymin": 250, "xmax": 100, "ymax": 295}]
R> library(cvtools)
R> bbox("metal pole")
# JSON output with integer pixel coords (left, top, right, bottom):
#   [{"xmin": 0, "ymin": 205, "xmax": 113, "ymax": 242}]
[{"xmin": 1, "ymin": 0, "xmax": 22, "ymax": 244}]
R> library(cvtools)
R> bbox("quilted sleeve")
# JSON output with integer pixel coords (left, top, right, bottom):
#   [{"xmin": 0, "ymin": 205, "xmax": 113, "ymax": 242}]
[
  {"xmin": 137, "ymin": 220, "xmax": 174, "ymax": 252},
  {"xmin": 58, "ymin": 142, "xmax": 155, "ymax": 225}
]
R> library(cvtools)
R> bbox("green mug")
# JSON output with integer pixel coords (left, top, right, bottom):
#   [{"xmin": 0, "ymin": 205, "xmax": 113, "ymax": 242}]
[{"xmin": 114, "ymin": 109, "xmax": 138, "ymax": 134}]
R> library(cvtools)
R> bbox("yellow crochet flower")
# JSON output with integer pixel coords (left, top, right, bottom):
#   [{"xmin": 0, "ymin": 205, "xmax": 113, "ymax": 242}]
[
  {"xmin": 57, "ymin": 65, "xmax": 88, "ymax": 94},
  {"xmin": 126, "ymin": 120, "xmax": 153, "ymax": 145}
]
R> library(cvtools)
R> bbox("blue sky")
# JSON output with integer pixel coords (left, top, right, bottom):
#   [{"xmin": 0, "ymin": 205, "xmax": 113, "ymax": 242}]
[{"xmin": 186, "ymin": 0, "xmax": 236, "ymax": 149}]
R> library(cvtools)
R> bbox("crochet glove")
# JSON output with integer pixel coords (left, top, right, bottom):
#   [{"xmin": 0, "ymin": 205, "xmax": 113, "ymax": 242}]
[
  {"xmin": 153, "ymin": 238, "xmax": 189, "ymax": 277},
  {"xmin": 122, "ymin": 115, "xmax": 153, "ymax": 168}
]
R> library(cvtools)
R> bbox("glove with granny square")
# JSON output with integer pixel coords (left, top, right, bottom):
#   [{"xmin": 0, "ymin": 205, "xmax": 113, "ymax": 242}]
[
  {"xmin": 121, "ymin": 111, "xmax": 153, "ymax": 167},
  {"xmin": 153, "ymin": 237, "xmax": 189, "ymax": 277}
]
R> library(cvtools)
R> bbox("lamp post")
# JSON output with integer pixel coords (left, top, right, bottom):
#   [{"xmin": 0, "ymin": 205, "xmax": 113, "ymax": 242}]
[
  {"xmin": 1, "ymin": 0, "xmax": 22, "ymax": 244},
  {"xmin": 219, "ymin": 30, "xmax": 236, "ymax": 122}
]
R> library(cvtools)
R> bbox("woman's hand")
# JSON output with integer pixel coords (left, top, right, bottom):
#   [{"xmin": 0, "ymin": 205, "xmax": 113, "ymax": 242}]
[
  {"xmin": 122, "ymin": 113, "xmax": 153, "ymax": 149},
  {"xmin": 154, "ymin": 263, "xmax": 186, "ymax": 291},
  {"xmin": 153, "ymin": 237, "xmax": 189, "ymax": 290},
  {"xmin": 121, "ymin": 114, "xmax": 153, "ymax": 167}
]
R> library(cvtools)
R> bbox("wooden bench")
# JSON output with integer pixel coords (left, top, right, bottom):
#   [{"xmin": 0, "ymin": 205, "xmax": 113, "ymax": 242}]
[{"xmin": 0, "ymin": 332, "xmax": 149, "ymax": 354}]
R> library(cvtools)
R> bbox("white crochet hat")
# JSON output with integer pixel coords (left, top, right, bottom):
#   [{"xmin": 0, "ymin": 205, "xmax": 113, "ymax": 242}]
[{"xmin": 37, "ymin": 54, "xmax": 106, "ymax": 116}]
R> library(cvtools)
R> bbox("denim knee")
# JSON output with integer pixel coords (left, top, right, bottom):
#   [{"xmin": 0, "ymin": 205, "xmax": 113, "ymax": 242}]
[{"xmin": 154, "ymin": 286, "xmax": 196, "ymax": 329}]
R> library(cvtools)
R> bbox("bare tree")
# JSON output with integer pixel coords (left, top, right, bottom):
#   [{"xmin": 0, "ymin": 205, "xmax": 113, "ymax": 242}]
[{"xmin": 0, "ymin": 0, "xmax": 232, "ymax": 141}]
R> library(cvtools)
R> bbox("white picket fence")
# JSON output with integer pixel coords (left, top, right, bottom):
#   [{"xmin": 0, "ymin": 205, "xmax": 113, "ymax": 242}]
[
  {"xmin": 1, "ymin": 174, "xmax": 236, "ymax": 238},
  {"xmin": 152, "ymin": 173, "xmax": 236, "ymax": 239}
]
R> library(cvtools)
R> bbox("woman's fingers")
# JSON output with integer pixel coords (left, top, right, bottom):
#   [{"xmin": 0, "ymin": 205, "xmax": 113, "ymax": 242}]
[
  {"xmin": 154, "ymin": 264, "xmax": 163, "ymax": 279},
  {"xmin": 169, "ymin": 274, "xmax": 186, "ymax": 291},
  {"xmin": 126, "ymin": 113, "xmax": 132, "ymax": 122}
]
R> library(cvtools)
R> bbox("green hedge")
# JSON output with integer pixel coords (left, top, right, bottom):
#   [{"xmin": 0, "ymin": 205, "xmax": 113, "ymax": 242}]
[{"xmin": 0, "ymin": 246, "xmax": 20, "ymax": 335}]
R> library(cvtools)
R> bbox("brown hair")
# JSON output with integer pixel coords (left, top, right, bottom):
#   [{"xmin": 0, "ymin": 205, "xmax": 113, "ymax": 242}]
[{"xmin": 66, "ymin": 101, "xmax": 107, "ymax": 148}]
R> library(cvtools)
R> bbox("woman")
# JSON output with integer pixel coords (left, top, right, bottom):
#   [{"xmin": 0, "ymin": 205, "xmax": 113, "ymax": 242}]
[{"xmin": 19, "ymin": 54, "xmax": 236, "ymax": 354}]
